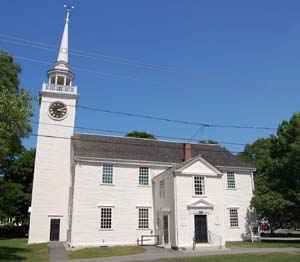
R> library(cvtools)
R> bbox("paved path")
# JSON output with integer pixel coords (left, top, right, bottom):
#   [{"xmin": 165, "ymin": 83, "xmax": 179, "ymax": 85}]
[
  {"xmin": 48, "ymin": 242, "xmax": 69, "ymax": 262},
  {"xmin": 48, "ymin": 244, "xmax": 300, "ymax": 262}
]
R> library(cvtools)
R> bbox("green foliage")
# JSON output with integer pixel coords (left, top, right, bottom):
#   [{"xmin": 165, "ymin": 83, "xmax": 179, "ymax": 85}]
[
  {"xmin": 0, "ymin": 51, "xmax": 34, "ymax": 226},
  {"xmin": 0, "ymin": 51, "xmax": 33, "ymax": 163},
  {"xmin": 239, "ymin": 113, "xmax": 300, "ymax": 225},
  {"xmin": 125, "ymin": 131, "xmax": 156, "ymax": 139},
  {"xmin": 198, "ymin": 140, "xmax": 218, "ymax": 144},
  {"xmin": 0, "ymin": 149, "xmax": 35, "ymax": 225}
]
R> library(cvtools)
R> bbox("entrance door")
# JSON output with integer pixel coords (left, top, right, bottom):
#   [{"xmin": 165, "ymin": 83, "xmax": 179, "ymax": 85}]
[
  {"xmin": 50, "ymin": 219, "xmax": 60, "ymax": 241},
  {"xmin": 194, "ymin": 215, "xmax": 208, "ymax": 243},
  {"xmin": 163, "ymin": 215, "xmax": 169, "ymax": 244}
]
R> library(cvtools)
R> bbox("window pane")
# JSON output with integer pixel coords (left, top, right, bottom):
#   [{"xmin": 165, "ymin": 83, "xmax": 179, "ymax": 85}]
[
  {"xmin": 102, "ymin": 164, "xmax": 113, "ymax": 184},
  {"xmin": 227, "ymin": 172, "xmax": 236, "ymax": 189},
  {"xmin": 101, "ymin": 208, "xmax": 112, "ymax": 229},
  {"xmin": 194, "ymin": 176, "xmax": 205, "ymax": 195},
  {"xmin": 229, "ymin": 208, "xmax": 239, "ymax": 227},
  {"xmin": 138, "ymin": 208, "xmax": 149, "ymax": 229},
  {"xmin": 139, "ymin": 167, "xmax": 149, "ymax": 185}
]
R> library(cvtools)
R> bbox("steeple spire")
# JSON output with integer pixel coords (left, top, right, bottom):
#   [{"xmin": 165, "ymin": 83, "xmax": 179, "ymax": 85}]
[{"xmin": 55, "ymin": 5, "xmax": 74, "ymax": 71}]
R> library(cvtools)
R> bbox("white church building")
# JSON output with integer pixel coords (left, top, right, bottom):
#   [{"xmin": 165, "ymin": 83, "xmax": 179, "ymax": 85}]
[{"xmin": 28, "ymin": 8, "xmax": 256, "ymax": 249}]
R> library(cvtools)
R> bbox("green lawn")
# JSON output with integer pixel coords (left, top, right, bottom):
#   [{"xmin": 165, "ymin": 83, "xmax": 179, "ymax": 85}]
[
  {"xmin": 144, "ymin": 252, "xmax": 300, "ymax": 262},
  {"xmin": 226, "ymin": 241, "xmax": 300, "ymax": 248},
  {"xmin": 69, "ymin": 245, "xmax": 145, "ymax": 259},
  {"xmin": 0, "ymin": 238, "xmax": 49, "ymax": 262}
]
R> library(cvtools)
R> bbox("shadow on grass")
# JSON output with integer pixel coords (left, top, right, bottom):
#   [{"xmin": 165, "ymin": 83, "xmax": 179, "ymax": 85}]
[{"xmin": 0, "ymin": 246, "xmax": 28, "ymax": 262}]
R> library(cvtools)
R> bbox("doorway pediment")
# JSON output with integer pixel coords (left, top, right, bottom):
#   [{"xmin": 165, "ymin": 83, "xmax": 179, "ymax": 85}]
[{"xmin": 187, "ymin": 199, "xmax": 214, "ymax": 210}]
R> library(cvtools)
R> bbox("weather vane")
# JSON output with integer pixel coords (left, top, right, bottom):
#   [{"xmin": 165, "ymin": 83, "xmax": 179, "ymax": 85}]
[{"xmin": 64, "ymin": 4, "xmax": 74, "ymax": 20}]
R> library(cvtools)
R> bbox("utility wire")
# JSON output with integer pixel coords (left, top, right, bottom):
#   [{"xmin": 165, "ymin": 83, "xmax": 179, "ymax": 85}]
[
  {"xmin": 37, "ymin": 100, "xmax": 277, "ymax": 130},
  {"xmin": 0, "ymin": 52, "xmax": 191, "ymax": 91},
  {"xmin": 0, "ymin": 33, "xmax": 296, "ymax": 92},
  {"xmin": 29, "ymin": 120, "xmax": 248, "ymax": 146}
]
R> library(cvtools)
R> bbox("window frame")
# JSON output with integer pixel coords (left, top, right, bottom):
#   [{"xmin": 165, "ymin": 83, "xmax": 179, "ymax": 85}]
[
  {"xmin": 138, "ymin": 207, "xmax": 150, "ymax": 229},
  {"xmin": 194, "ymin": 175, "xmax": 205, "ymax": 196},
  {"xmin": 227, "ymin": 172, "xmax": 236, "ymax": 189},
  {"xmin": 229, "ymin": 208, "xmax": 239, "ymax": 228},
  {"xmin": 100, "ymin": 207, "xmax": 113, "ymax": 230},
  {"xmin": 139, "ymin": 166, "xmax": 149, "ymax": 186},
  {"xmin": 159, "ymin": 179, "xmax": 165, "ymax": 198},
  {"xmin": 101, "ymin": 164, "xmax": 113, "ymax": 185}
]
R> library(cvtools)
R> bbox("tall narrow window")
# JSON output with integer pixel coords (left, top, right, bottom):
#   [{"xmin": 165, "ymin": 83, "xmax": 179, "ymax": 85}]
[
  {"xmin": 227, "ymin": 172, "xmax": 236, "ymax": 189},
  {"xmin": 138, "ymin": 208, "xmax": 149, "ymax": 229},
  {"xmin": 159, "ymin": 179, "xmax": 165, "ymax": 198},
  {"xmin": 102, "ymin": 164, "xmax": 113, "ymax": 184},
  {"xmin": 139, "ymin": 167, "xmax": 149, "ymax": 185},
  {"xmin": 229, "ymin": 208, "xmax": 239, "ymax": 227},
  {"xmin": 100, "ymin": 208, "xmax": 112, "ymax": 229},
  {"xmin": 194, "ymin": 176, "xmax": 205, "ymax": 195}
]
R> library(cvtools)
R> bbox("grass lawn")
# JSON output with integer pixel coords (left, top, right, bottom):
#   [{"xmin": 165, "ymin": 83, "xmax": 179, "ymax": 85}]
[
  {"xmin": 0, "ymin": 238, "xmax": 49, "ymax": 262},
  {"xmin": 69, "ymin": 245, "xmax": 145, "ymax": 259},
  {"xmin": 144, "ymin": 252, "xmax": 300, "ymax": 262},
  {"xmin": 226, "ymin": 241, "xmax": 300, "ymax": 248}
]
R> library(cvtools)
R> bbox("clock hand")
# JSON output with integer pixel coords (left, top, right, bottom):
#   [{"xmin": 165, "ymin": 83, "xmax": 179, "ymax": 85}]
[{"xmin": 57, "ymin": 107, "xmax": 67, "ymax": 112}]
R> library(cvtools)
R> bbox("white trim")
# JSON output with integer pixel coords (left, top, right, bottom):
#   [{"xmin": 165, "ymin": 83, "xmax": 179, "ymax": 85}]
[
  {"xmin": 136, "ymin": 205, "xmax": 152, "ymax": 208},
  {"xmin": 217, "ymin": 165, "xmax": 256, "ymax": 172},
  {"xmin": 176, "ymin": 156, "xmax": 222, "ymax": 174},
  {"xmin": 74, "ymin": 156, "xmax": 175, "ymax": 168},
  {"xmin": 98, "ymin": 204, "xmax": 115, "ymax": 207}
]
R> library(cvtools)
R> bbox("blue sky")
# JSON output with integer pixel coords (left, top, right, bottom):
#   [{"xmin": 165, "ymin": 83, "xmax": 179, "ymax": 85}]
[{"xmin": 1, "ymin": 0, "xmax": 300, "ymax": 153}]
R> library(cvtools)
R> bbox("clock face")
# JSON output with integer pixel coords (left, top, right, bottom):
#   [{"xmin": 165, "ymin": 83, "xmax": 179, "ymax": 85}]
[{"xmin": 49, "ymin": 101, "xmax": 67, "ymax": 120}]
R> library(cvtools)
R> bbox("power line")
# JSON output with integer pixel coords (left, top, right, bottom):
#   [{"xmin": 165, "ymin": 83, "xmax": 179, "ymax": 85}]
[
  {"xmin": 37, "ymin": 100, "xmax": 277, "ymax": 130},
  {"xmin": 0, "ymin": 33, "xmax": 297, "ymax": 92},
  {"xmin": 29, "ymin": 120, "xmax": 248, "ymax": 146},
  {"xmin": 25, "ymin": 132, "xmax": 243, "ymax": 155},
  {"xmin": 0, "ymin": 53, "xmax": 191, "ymax": 91}
]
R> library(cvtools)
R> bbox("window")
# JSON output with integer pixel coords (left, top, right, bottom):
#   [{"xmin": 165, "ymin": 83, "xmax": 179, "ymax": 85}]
[
  {"xmin": 139, "ymin": 167, "xmax": 149, "ymax": 185},
  {"xmin": 159, "ymin": 179, "xmax": 165, "ymax": 198},
  {"xmin": 194, "ymin": 176, "xmax": 205, "ymax": 195},
  {"xmin": 100, "ymin": 208, "xmax": 112, "ymax": 229},
  {"xmin": 138, "ymin": 208, "xmax": 149, "ymax": 229},
  {"xmin": 102, "ymin": 164, "xmax": 113, "ymax": 184},
  {"xmin": 229, "ymin": 208, "xmax": 239, "ymax": 227},
  {"xmin": 57, "ymin": 76, "xmax": 65, "ymax": 85},
  {"xmin": 227, "ymin": 172, "xmax": 236, "ymax": 189}
]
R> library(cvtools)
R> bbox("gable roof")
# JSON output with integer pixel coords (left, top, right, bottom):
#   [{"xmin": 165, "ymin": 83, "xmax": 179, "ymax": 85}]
[{"xmin": 72, "ymin": 133, "xmax": 254, "ymax": 169}]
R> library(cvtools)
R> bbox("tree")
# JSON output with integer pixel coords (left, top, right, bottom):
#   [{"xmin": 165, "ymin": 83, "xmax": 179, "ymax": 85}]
[
  {"xmin": 239, "ymin": 113, "xmax": 300, "ymax": 227},
  {"xmin": 125, "ymin": 131, "xmax": 156, "ymax": 140},
  {"xmin": 198, "ymin": 140, "xmax": 218, "ymax": 144},
  {"xmin": 0, "ymin": 51, "xmax": 33, "ymax": 164},
  {"xmin": 0, "ymin": 51, "xmax": 34, "ymax": 225}
]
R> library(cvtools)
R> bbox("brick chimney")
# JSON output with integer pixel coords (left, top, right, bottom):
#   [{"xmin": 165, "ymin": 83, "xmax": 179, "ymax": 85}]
[{"xmin": 184, "ymin": 143, "xmax": 192, "ymax": 161}]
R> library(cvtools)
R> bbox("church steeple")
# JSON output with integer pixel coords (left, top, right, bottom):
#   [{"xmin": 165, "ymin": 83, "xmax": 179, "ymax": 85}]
[
  {"xmin": 55, "ymin": 5, "xmax": 72, "ymax": 71},
  {"xmin": 45, "ymin": 5, "xmax": 76, "ymax": 92}
]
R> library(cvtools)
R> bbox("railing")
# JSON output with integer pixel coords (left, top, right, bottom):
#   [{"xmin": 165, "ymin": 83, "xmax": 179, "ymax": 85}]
[
  {"xmin": 137, "ymin": 235, "xmax": 159, "ymax": 246},
  {"xmin": 42, "ymin": 83, "xmax": 77, "ymax": 94},
  {"xmin": 208, "ymin": 231, "xmax": 222, "ymax": 249}
]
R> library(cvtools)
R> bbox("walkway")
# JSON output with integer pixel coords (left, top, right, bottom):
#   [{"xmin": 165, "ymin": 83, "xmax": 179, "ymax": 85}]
[
  {"xmin": 48, "ymin": 244, "xmax": 300, "ymax": 262},
  {"xmin": 48, "ymin": 242, "xmax": 69, "ymax": 262}
]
